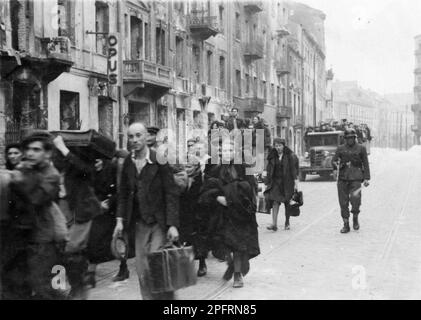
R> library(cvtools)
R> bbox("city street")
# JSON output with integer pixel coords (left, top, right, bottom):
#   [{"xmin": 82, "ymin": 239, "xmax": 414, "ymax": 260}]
[{"xmin": 89, "ymin": 147, "xmax": 421, "ymax": 300}]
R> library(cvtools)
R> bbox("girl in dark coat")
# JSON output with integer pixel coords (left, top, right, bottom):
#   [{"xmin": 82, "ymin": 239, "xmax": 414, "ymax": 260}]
[
  {"xmin": 200, "ymin": 141, "xmax": 259, "ymax": 288},
  {"xmin": 264, "ymin": 138, "xmax": 299, "ymax": 231}
]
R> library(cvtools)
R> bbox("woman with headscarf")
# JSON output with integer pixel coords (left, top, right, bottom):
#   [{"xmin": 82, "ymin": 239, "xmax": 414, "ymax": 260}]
[
  {"xmin": 264, "ymin": 138, "xmax": 299, "ymax": 231},
  {"xmin": 200, "ymin": 140, "xmax": 259, "ymax": 288}
]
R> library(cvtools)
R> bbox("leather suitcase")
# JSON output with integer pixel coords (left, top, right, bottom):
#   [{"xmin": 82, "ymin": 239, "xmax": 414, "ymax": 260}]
[
  {"xmin": 51, "ymin": 130, "xmax": 116, "ymax": 160},
  {"xmin": 147, "ymin": 244, "xmax": 197, "ymax": 294}
]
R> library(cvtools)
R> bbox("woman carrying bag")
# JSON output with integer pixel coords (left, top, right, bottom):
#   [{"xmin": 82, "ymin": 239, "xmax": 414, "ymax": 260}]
[{"xmin": 264, "ymin": 138, "xmax": 299, "ymax": 231}]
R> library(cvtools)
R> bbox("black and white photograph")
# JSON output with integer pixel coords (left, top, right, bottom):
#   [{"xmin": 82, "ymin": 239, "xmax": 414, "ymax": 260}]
[{"xmin": 0, "ymin": 0, "xmax": 421, "ymax": 303}]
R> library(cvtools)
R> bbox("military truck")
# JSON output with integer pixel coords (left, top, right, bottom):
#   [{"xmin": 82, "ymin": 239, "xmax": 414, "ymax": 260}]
[{"xmin": 298, "ymin": 130, "xmax": 344, "ymax": 181}]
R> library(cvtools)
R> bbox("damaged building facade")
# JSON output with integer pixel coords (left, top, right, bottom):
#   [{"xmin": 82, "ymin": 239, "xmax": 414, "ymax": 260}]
[{"xmin": 0, "ymin": 0, "xmax": 329, "ymax": 164}]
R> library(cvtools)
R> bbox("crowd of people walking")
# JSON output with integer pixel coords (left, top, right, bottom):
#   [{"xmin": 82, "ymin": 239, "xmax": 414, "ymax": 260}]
[{"xmin": 0, "ymin": 107, "xmax": 370, "ymax": 300}]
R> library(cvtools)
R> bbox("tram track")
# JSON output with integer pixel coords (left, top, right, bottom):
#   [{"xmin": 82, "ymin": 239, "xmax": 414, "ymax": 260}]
[{"xmin": 202, "ymin": 204, "xmax": 339, "ymax": 300}]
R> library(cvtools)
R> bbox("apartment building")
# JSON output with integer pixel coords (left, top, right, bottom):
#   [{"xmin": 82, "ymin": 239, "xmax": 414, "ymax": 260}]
[
  {"xmin": 412, "ymin": 34, "xmax": 421, "ymax": 145},
  {"xmin": 0, "ymin": 0, "xmax": 328, "ymax": 165}
]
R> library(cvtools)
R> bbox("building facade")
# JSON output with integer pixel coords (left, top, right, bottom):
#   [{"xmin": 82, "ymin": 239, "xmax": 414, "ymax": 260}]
[
  {"xmin": 0, "ymin": 0, "xmax": 328, "ymax": 165},
  {"xmin": 332, "ymin": 81, "xmax": 414, "ymax": 149},
  {"xmin": 412, "ymin": 34, "xmax": 421, "ymax": 145}
]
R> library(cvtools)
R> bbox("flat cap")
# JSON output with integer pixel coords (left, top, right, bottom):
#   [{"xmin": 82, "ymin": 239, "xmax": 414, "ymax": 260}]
[{"xmin": 147, "ymin": 126, "xmax": 160, "ymax": 135}]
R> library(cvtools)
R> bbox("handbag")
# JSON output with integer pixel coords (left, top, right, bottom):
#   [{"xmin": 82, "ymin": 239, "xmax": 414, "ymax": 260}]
[
  {"xmin": 257, "ymin": 182, "xmax": 268, "ymax": 214},
  {"xmin": 288, "ymin": 190, "xmax": 303, "ymax": 217},
  {"xmin": 147, "ymin": 241, "xmax": 197, "ymax": 294}
]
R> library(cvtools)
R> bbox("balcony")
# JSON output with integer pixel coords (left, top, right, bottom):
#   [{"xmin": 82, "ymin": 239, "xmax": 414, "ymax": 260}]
[
  {"xmin": 244, "ymin": 1, "xmax": 263, "ymax": 14},
  {"xmin": 412, "ymin": 104, "xmax": 421, "ymax": 112},
  {"xmin": 40, "ymin": 36, "xmax": 72, "ymax": 62},
  {"xmin": 277, "ymin": 106, "xmax": 292, "ymax": 119},
  {"xmin": 411, "ymin": 124, "xmax": 419, "ymax": 132},
  {"xmin": 123, "ymin": 59, "xmax": 173, "ymax": 98},
  {"xmin": 188, "ymin": 12, "xmax": 220, "ymax": 40},
  {"xmin": 294, "ymin": 114, "xmax": 305, "ymax": 126},
  {"xmin": 233, "ymin": 96, "xmax": 266, "ymax": 113},
  {"xmin": 10, "ymin": 36, "xmax": 74, "ymax": 83},
  {"xmin": 244, "ymin": 40, "xmax": 264, "ymax": 61},
  {"xmin": 275, "ymin": 61, "xmax": 290, "ymax": 76},
  {"xmin": 276, "ymin": 26, "xmax": 290, "ymax": 38}
]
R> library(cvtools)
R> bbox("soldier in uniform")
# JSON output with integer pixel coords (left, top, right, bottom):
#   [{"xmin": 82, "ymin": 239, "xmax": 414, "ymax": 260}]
[{"xmin": 332, "ymin": 128, "xmax": 370, "ymax": 233}]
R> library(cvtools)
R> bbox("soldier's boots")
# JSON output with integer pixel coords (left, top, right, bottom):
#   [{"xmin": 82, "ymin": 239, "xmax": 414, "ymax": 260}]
[
  {"xmin": 353, "ymin": 215, "xmax": 360, "ymax": 230},
  {"xmin": 340, "ymin": 219, "xmax": 351, "ymax": 234}
]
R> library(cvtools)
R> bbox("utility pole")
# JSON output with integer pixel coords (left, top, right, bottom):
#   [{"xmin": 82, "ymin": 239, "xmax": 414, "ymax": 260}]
[
  {"xmin": 399, "ymin": 110, "xmax": 403, "ymax": 151},
  {"xmin": 405, "ymin": 104, "xmax": 408, "ymax": 150}
]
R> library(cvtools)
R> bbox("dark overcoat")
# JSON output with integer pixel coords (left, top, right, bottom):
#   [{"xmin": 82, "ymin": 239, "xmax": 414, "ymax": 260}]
[
  {"xmin": 199, "ymin": 163, "xmax": 260, "ymax": 260},
  {"xmin": 116, "ymin": 149, "xmax": 179, "ymax": 231},
  {"xmin": 264, "ymin": 147, "xmax": 298, "ymax": 209}
]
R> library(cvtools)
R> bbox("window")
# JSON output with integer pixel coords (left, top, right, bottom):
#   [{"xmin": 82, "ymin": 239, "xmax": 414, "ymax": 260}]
[
  {"xmin": 271, "ymin": 84, "xmax": 275, "ymax": 105},
  {"xmin": 253, "ymin": 77, "xmax": 258, "ymax": 97},
  {"xmin": 263, "ymin": 81, "xmax": 267, "ymax": 101},
  {"xmin": 235, "ymin": 13, "xmax": 241, "ymax": 40},
  {"xmin": 219, "ymin": 5, "xmax": 224, "ymax": 34},
  {"xmin": 57, "ymin": 0, "xmax": 74, "ymax": 42},
  {"xmin": 276, "ymin": 86, "xmax": 280, "ymax": 106},
  {"xmin": 235, "ymin": 70, "xmax": 241, "ymax": 96},
  {"xmin": 192, "ymin": 45, "xmax": 200, "ymax": 82},
  {"xmin": 144, "ymin": 22, "xmax": 151, "ymax": 60},
  {"xmin": 130, "ymin": 16, "xmax": 143, "ymax": 59},
  {"xmin": 60, "ymin": 91, "xmax": 80, "ymax": 130},
  {"xmin": 156, "ymin": 26, "xmax": 166, "ymax": 65},
  {"xmin": 219, "ymin": 56, "xmax": 225, "ymax": 89},
  {"xmin": 129, "ymin": 101, "xmax": 150, "ymax": 126},
  {"xmin": 174, "ymin": 1, "xmax": 184, "ymax": 13},
  {"xmin": 98, "ymin": 96, "xmax": 113, "ymax": 138},
  {"xmin": 157, "ymin": 105, "xmax": 168, "ymax": 129},
  {"xmin": 207, "ymin": 50, "xmax": 213, "ymax": 85},
  {"xmin": 193, "ymin": 110, "xmax": 201, "ymax": 129},
  {"xmin": 176, "ymin": 36, "xmax": 184, "ymax": 77},
  {"xmin": 95, "ymin": 1, "xmax": 109, "ymax": 55},
  {"xmin": 245, "ymin": 74, "xmax": 250, "ymax": 94}
]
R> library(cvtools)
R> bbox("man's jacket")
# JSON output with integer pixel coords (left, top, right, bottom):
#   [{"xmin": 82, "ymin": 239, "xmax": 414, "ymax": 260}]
[
  {"xmin": 117, "ymin": 149, "xmax": 179, "ymax": 230},
  {"xmin": 9, "ymin": 162, "xmax": 62, "ymax": 242},
  {"xmin": 332, "ymin": 143, "xmax": 370, "ymax": 181}
]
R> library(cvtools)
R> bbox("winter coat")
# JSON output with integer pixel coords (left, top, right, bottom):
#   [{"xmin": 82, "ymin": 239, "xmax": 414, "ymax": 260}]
[
  {"xmin": 199, "ymin": 163, "xmax": 260, "ymax": 259},
  {"xmin": 264, "ymin": 147, "xmax": 298, "ymax": 209},
  {"xmin": 116, "ymin": 149, "xmax": 179, "ymax": 230}
]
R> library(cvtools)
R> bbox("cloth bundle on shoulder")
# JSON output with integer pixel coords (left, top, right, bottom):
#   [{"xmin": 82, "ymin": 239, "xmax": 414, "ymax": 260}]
[
  {"xmin": 147, "ymin": 242, "xmax": 197, "ymax": 294},
  {"xmin": 50, "ymin": 130, "xmax": 116, "ymax": 161}
]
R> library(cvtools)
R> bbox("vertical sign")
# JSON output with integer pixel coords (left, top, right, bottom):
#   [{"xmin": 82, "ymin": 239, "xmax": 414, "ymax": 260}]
[{"xmin": 107, "ymin": 33, "xmax": 120, "ymax": 87}]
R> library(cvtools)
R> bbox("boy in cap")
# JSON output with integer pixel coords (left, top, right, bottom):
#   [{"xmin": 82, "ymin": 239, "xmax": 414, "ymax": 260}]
[{"xmin": 147, "ymin": 126, "xmax": 160, "ymax": 151}]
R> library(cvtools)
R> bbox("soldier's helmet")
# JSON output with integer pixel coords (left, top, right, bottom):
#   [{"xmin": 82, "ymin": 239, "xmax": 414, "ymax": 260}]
[{"xmin": 344, "ymin": 128, "xmax": 357, "ymax": 138}]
